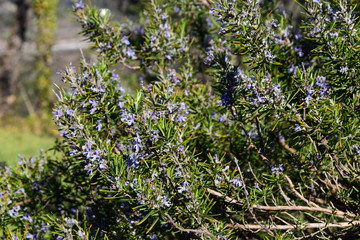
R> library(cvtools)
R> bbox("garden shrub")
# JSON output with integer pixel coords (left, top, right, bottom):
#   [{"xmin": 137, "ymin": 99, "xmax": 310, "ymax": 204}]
[{"xmin": 1, "ymin": 0, "xmax": 360, "ymax": 239}]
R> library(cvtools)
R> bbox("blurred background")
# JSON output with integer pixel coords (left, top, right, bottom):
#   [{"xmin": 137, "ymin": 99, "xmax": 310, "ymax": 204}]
[{"xmin": 0, "ymin": 0, "xmax": 141, "ymax": 166}]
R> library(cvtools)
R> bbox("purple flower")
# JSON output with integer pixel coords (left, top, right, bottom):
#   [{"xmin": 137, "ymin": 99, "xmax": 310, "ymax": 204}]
[
  {"xmin": 121, "ymin": 36, "xmax": 130, "ymax": 45},
  {"xmin": 168, "ymin": 104, "xmax": 175, "ymax": 113},
  {"xmin": 248, "ymin": 129, "xmax": 257, "ymax": 139},
  {"xmin": 89, "ymin": 100, "xmax": 98, "ymax": 114},
  {"xmin": 271, "ymin": 164, "xmax": 284, "ymax": 173},
  {"xmin": 315, "ymin": 76, "xmax": 329, "ymax": 97},
  {"xmin": 289, "ymin": 64, "xmax": 297, "ymax": 75},
  {"xmin": 78, "ymin": 230, "xmax": 85, "ymax": 240},
  {"xmin": 219, "ymin": 114, "xmax": 227, "ymax": 122},
  {"xmin": 205, "ymin": 50, "xmax": 214, "ymax": 64},
  {"xmin": 177, "ymin": 145, "xmax": 185, "ymax": 152},
  {"xmin": 265, "ymin": 51, "xmax": 276, "ymax": 61},
  {"xmin": 122, "ymin": 46, "xmax": 136, "ymax": 59},
  {"xmin": 168, "ymin": 69, "xmax": 179, "ymax": 83},
  {"xmin": 151, "ymin": 130, "xmax": 159, "ymax": 141},
  {"xmin": 96, "ymin": 120, "xmax": 102, "ymax": 131},
  {"xmin": 294, "ymin": 31, "xmax": 302, "ymax": 40},
  {"xmin": 161, "ymin": 13, "xmax": 168, "ymax": 20},
  {"xmin": 230, "ymin": 177, "xmax": 243, "ymax": 187},
  {"xmin": 69, "ymin": 146, "xmax": 78, "ymax": 156},
  {"xmin": 121, "ymin": 110, "xmax": 135, "ymax": 126},
  {"xmin": 305, "ymin": 84, "xmax": 314, "ymax": 104},
  {"xmin": 25, "ymin": 233, "xmax": 35, "ymax": 239},
  {"xmin": 353, "ymin": 143, "xmax": 360, "ymax": 153},
  {"xmin": 177, "ymin": 181, "xmax": 188, "ymax": 193},
  {"xmin": 163, "ymin": 23, "xmax": 172, "ymax": 38},
  {"xmin": 220, "ymin": 92, "xmax": 231, "ymax": 106},
  {"xmin": 8, "ymin": 205, "xmax": 20, "ymax": 217},
  {"xmin": 66, "ymin": 107, "xmax": 75, "ymax": 116},
  {"xmin": 176, "ymin": 114, "xmax": 187, "ymax": 123},
  {"xmin": 53, "ymin": 105, "xmax": 63, "ymax": 121},
  {"xmin": 295, "ymin": 47, "xmax": 304, "ymax": 57},
  {"xmin": 167, "ymin": 86, "xmax": 174, "ymax": 93},
  {"xmin": 310, "ymin": 27, "xmax": 321, "ymax": 35},
  {"xmin": 118, "ymin": 99, "xmax": 124, "ymax": 108},
  {"xmin": 340, "ymin": 66, "xmax": 348, "ymax": 74},
  {"xmin": 284, "ymin": 26, "xmax": 290, "ymax": 38},
  {"xmin": 82, "ymin": 140, "xmax": 93, "ymax": 159},
  {"xmin": 60, "ymin": 129, "xmax": 68, "ymax": 137},
  {"xmin": 330, "ymin": 32, "xmax": 339, "ymax": 38},
  {"xmin": 256, "ymin": 92, "xmax": 264, "ymax": 103},
  {"xmin": 21, "ymin": 213, "xmax": 33, "ymax": 223},
  {"xmin": 75, "ymin": 0, "xmax": 84, "ymax": 10},
  {"xmin": 211, "ymin": 111, "xmax": 217, "ymax": 119},
  {"xmin": 161, "ymin": 196, "xmax": 172, "ymax": 208}
]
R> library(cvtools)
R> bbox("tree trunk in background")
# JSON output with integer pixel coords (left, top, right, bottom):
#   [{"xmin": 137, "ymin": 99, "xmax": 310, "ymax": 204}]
[
  {"xmin": 32, "ymin": 0, "xmax": 59, "ymax": 115},
  {"xmin": 0, "ymin": 0, "xmax": 30, "ymax": 116}
]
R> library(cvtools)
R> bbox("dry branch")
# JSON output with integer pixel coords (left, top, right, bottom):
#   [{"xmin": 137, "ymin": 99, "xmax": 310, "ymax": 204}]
[{"xmin": 228, "ymin": 221, "xmax": 360, "ymax": 231}]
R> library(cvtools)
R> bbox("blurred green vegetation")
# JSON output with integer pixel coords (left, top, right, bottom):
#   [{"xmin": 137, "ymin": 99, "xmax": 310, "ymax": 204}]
[{"xmin": 0, "ymin": 116, "xmax": 58, "ymax": 166}]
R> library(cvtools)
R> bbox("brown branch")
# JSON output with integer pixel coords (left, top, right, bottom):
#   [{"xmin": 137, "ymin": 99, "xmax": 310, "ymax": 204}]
[
  {"xmin": 206, "ymin": 188, "xmax": 244, "ymax": 205},
  {"xmin": 278, "ymin": 134, "xmax": 299, "ymax": 156},
  {"xmin": 199, "ymin": 0, "xmax": 211, "ymax": 8},
  {"xmin": 252, "ymin": 205, "xmax": 353, "ymax": 218},
  {"xmin": 284, "ymin": 175, "xmax": 321, "ymax": 208},
  {"xmin": 228, "ymin": 221, "xmax": 360, "ymax": 231},
  {"xmin": 121, "ymin": 60, "xmax": 140, "ymax": 70},
  {"xmin": 164, "ymin": 213, "xmax": 216, "ymax": 239}
]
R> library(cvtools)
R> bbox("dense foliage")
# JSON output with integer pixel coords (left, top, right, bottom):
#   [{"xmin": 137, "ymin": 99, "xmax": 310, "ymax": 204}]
[{"xmin": 1, "ymin": 0, "xmax": 360, "ymax": 239}]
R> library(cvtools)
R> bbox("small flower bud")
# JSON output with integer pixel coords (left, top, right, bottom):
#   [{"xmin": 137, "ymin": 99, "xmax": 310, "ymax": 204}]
[{"xmin": 100, "ymin": 8, "xmax": 110, "ymax": 18}]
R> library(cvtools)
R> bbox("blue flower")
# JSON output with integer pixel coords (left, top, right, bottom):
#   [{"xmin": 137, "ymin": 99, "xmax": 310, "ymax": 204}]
[
  {"xmin": 271, "ymin": 164, "xmax": 284, "ymax": 173},
  {"xmin": 230, "ymin": 177, "xmax": 243, "ymax": 187},
  {"xmin": 122, "ymin": 46, "xmax": 136, "ymax": 59},
  {"xmin": 340, "ymin": 66, "xmax": 348, "ymax": 74},
  {"xmin": 78, "ymin": 230, "xmax": 85, "ymax": 240},
  {"xmin": 305, "ymin": 84, "xmax": 314, "ymax": 104},
  {"xmin": 121, "ymin": 110, "xmax": 135, "ymax": 126},
  {"xmin": 121, "ymin": 36, "xmax": 130, "ymax": 45},
  {"xmin": 161, "ymin": 196, "xmax": 172, "ymax": 208},
  {"xmin": 289, "ymin": 64, "xmax": 297, "ymax": 75},
  {"xmin": 60, "ymin": 129, "xmax": 69, "ymax": 137},
  {"xmin": 53, "ymin": 105, "xmax": 63, "ymax": 121},
  {"xmin": 220, "ymin": 92, "xmax": 231, "ymax": 106},
  {"xmin": 219, "ymin": 114, "xmax": 227, "ymax": 122},
  {"xmin": 353, "ymin": 143, "xmax": 360, "ymax": 154},
  {"xmin": 168, "ymin": 104, "xmax": 175, "ymax": 113},
  {"xmin": 96, "ymin": 120, "xmax": 102, "ymax": 131},
  {"xmin": 176, "ymin": 114, "xmax": 187, "ymax": 123},
  {"xmin": 89, "ymin": 100, "xmax": 98, "ymax": 114},
  {"xmin": 177, "ymin": 145, "xmax": 185, "ymax": 152},
  {"xmin": 75, "ymin": 1, "xmax": 84, "ymax": 10}
]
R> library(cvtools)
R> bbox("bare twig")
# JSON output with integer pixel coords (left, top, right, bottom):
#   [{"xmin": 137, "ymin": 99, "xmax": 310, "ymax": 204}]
[
  {"xmin": 252, "ymin": 205, "xmax": 354, "ymax": 218},
  {"xmin": 199, "ymin": 0, "xmax": 211, "ymax": 8},
  {"xmin": 228, "ymin": 221, "xmax": 360, "ymax": 231},
  {"xmin": 284, "ymin": 175, "xmax": 321, "ymax": 208},
  {"xmin": 234, "ymin": 157, "xmax": 269, "ymax": 232},
  {"xmin": 206, "ymin": 188, "xmax": 244, "ymax": 205},
  {"xmin": 165, "ymin": 213, "xmax": 216, "ymax": 239}
]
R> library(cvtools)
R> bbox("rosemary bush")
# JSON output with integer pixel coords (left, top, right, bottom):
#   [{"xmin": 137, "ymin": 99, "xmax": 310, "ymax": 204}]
[{"xmin": 1, "ymin": 0, "xmax": 360, "ymax": 239}]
